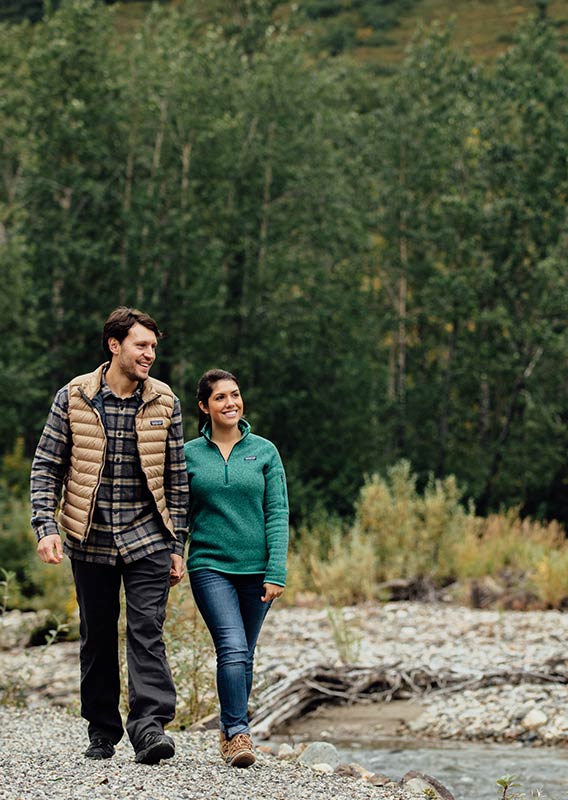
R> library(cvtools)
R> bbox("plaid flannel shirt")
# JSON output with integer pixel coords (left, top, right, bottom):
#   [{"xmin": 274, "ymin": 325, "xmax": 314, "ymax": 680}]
[{"xmin": 30, "ymin": 374, "xmax": 189, "ymax": 565}]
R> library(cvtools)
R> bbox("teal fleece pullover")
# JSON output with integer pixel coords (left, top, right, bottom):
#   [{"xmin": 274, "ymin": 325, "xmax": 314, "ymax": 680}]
[{"xmin": 184, "ymin": 420, "xmax": 289, "ymax": 586}]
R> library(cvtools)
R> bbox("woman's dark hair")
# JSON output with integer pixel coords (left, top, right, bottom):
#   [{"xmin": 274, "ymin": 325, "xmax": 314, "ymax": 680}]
[
  {"xmin": 197, "ymin": 368, "xmax": 240, "ymax": 434},
  {"xmin": 102, "ymin": 307, "xmax": 163, "ymax": 360}
]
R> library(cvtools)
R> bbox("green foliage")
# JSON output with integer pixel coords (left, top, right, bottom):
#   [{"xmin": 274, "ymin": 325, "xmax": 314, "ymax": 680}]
[
  {"xmin": 0, "ymin": 448, "xmax": 76, "ymax": 621},
  {"xmin": 1, "ymin": 439, "xmax": 31, "ymax": 498},
  {"xmin": 0, "ymin": 485, "xmax": 36, "ymax": 607},
  {"xmin": 1, "ymin": 2, "xmax": 568, "ymax": 530},
  {"xmin": 0, "ymin": 0, "xmax": 60, "ymax": 24},
  {"xmin": 497, "ymin": 774, "xmax": 522, "ymax": 800},
  {"xmin": 302, "ymin": 0, "xmax": 421, "ymax": 56}
]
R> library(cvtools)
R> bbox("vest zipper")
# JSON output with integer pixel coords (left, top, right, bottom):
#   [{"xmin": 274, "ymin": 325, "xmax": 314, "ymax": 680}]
[{"xmin": 79, "ymin": 390, "xmax": 107, "ymax": 542}]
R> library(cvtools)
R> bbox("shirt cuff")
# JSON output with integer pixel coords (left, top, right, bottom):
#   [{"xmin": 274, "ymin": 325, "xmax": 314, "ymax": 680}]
[
  {"xmin": 35, "ymin": 522, "xmax": 61, "ymax": 542},
  {"xmin": 171, "ymin": 535, "xmax": 187, "ymax": 558}
]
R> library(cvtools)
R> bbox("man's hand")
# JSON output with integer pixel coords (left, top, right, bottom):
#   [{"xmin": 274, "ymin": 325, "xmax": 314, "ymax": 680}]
[
  {"xmin": 37, "ymin": 534, "xmax": 63, "ymax": 565},
  {"xmin": 169, "ymin": 554, "xmax": 185, "ymax": 587}
]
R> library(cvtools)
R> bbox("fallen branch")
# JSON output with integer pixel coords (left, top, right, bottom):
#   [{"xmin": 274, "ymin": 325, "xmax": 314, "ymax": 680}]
[{"xmin": 250, "ymin": 661, "xmax": 568, "ymax": 737}]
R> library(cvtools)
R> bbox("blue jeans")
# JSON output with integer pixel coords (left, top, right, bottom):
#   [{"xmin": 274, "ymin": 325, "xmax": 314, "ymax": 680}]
[{"xmin": 190, "ymin": 569, "xmax": 271, "ymax": 738}]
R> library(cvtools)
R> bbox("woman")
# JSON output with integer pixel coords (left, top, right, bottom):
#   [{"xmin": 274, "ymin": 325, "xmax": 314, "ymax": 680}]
[{"xmin": 184, "ymin": 369, "xmax": 289, "ymax": 768}]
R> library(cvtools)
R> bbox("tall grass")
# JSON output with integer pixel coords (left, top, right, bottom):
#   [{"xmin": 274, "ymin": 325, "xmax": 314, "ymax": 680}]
[
  {"xmin": 163, "ymin": 582, "xmax": 217, "ymax": 728},
  {"xmin": 288, "ymin": 461, "xmax": 568, "ymax": 609}
]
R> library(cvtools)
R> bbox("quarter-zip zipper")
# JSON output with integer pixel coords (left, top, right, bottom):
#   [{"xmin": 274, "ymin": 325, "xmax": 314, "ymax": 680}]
[{"xmin": 210, "ymin": 439, "xmax": 242, "ymax": 485}]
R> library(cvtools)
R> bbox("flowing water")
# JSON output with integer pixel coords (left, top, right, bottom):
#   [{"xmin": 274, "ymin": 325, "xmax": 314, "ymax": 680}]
[{"xmin": 335, "ymin": 738, "xmax": 568, "ymax": 799}]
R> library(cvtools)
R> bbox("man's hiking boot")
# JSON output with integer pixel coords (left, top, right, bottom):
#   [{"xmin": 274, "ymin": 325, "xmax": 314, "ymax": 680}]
[
  {"xmin": 135, "ymin": 732, "xmax": 175, "ymax": 765},
  {"xmin": 84, "ymin": 738, "xmax": 115, "ymax": 760}
]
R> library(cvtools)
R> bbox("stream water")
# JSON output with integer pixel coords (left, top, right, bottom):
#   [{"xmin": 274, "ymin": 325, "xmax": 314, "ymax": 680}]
[{"xmin": 335, "ymin": 738, "xmax": 568, "ymax": 800}]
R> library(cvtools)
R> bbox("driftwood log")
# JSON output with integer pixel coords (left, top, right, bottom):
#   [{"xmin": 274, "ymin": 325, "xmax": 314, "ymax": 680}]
[{"xmin": 249, "ymin": 658, "xmax": 568, "ymax": 737}]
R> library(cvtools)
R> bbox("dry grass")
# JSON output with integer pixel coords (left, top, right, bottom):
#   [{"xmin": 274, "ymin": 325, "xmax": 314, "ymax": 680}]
[
  {"xmin": 453, "ymin": 511, "xmax": 566, "ymax": 579},
  {"xmin": 343, "ymin": 0, "xmax": 568, "ymax": 66},
  {"xmin": 109, "ymin": 0, "xmax": 568, "ymax": 65},
  {"xmin": 287, "ymin": 461, "xmax": 568, "ymax": 609}
]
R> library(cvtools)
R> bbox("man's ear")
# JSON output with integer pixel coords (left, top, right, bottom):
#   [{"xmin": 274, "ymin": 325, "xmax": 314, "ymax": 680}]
[{"xmin": 108, "ymin": 337, "xmax": 120, "ymax": 356}]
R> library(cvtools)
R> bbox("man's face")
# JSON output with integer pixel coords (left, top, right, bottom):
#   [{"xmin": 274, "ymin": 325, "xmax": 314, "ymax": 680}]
[{"xmin": 108, "ymin": 322, "xmax": 157, "ymax": 383}]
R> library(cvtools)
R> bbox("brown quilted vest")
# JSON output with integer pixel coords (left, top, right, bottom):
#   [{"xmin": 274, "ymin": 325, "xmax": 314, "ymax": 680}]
[{"xmin": 57, "ymin": 363, "xmax": 176, "ymax": 543}]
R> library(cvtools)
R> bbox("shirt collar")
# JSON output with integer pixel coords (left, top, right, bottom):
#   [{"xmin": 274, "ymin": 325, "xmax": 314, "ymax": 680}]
[{"xmin": 100, "ymin": 368, "xmax": 143, "ymax": 401}]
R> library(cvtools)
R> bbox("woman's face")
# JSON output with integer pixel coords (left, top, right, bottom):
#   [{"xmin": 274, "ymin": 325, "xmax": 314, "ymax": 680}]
[{"xmin": 201, "ymin": 379, "xmax": 243, "ymax": 432}]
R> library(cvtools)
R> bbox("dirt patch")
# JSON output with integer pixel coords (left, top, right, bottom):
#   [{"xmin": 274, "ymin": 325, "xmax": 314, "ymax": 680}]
[{"xmin": 276, "ymin": 700, "xmax": 425, "ymax": 744}]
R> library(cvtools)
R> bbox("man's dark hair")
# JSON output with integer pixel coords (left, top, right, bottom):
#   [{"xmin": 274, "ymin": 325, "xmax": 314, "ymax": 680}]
[{"xmin": 102, "ymin": 307, "xmax": 163, "ymax": 360}]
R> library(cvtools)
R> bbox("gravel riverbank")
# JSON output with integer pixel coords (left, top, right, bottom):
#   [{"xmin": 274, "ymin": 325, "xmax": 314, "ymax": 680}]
[
  {"xmin": 256, "ymin": 601, "xmax": 568, "ymax": 746},
  {"xmin": 3, "ymin": 601, "xmax": 568, "ymax": 745},
  {"xmin": 0, "ymin": 706, "xmax": 409, "ymax": 800},
  {"xmin": 2, "ymin": 600, "xmax": 568, "ymax": 799}
]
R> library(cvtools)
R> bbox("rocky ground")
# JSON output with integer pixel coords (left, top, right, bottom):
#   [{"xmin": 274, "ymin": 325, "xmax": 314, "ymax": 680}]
[
  {"xmin": 2, "ymin": 600, "xmax": 568, "ymax": 799},
  {"xmin": 256, "ymin": 601, "xmax": 568, "ymax": 747},
  {"xmin": 3, "ymin": 601, "xmax": 568, "ymax": 746},
  {"xmin": 0, "ymin": 706, "xmax": 415, "ymax": 800}
]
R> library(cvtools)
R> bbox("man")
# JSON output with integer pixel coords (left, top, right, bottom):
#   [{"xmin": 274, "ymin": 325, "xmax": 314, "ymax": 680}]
[{"xmin": 30, "ymin": 307, "xmax": 189, "ymax": 764}]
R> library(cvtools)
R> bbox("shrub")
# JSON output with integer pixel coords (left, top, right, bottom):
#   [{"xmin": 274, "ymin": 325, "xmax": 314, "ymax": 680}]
[
  {"xmin": 531, "ymin": 549, "xmax": 568, "ymax": 608},
  {"xmin": 0, "ymin": 488, "xmax": 38, "ymax": 606},
  {"xmin": 453, "ymin": 511, "xmax": 565, "ymax": 579},
  {"xmin": 0, "ymin": 484, "xmax": 77, "ymax": 625},
  {"xmin": 354, "ymin": 460, "xmax": 476, "ymax": 582},
  {"xmin": 283, "ymin": 511, "xmax": 347, "ymax": 603},
  {"xmin": 310, "ymin": 528, "xmax": 378, "ymax": 605},
  {"xmin": 287, "ymin": 460, "xmax": 568, "ymax": 609}
]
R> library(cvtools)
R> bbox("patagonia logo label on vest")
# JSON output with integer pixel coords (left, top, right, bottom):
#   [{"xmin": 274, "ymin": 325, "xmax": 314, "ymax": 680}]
[
  {"xmin": 150, "ymin": 419, "xmax": 164, "ymax": 426},
  {"xmin": 244, "ymin": 455, "xmax": 257, "ymax": 461}
]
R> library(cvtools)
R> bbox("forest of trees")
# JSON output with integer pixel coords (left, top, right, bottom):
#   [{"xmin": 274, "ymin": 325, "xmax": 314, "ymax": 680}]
[{"xmin": 1, "ymin": 0, "xmax": 568, "ymax": 525}]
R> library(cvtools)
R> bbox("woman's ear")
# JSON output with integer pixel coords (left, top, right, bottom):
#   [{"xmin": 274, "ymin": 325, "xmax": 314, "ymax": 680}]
[{"xmin": 198, "ymin": 401, "xmax": 209, "ymax": 415}]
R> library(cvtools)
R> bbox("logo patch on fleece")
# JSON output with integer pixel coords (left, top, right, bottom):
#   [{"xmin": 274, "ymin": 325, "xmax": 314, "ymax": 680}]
[
  {"xmin": 150, "ymin": 419, "xmax": 164, "ymax": 426},
  {"xmin": 243, "ymin": 455, "xmax": 257, "ymax": 461}
]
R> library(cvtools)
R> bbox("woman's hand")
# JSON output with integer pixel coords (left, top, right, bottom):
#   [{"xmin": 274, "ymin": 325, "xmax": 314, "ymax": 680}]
[
  {"xmin": 169, "ymin": 554, "xmax": 185, "ymax": 587},
  {"xmin": 262, "ymin": 582, "xmax": 284, "ymax": 603}
]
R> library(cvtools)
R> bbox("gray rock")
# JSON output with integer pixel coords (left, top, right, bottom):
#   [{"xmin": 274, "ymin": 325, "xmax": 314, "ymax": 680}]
[
  {"xmin": 0, "ymin": 610, "xmax": 51, "ymax": 650},
  {"xmin": 521, "ymin": 708, "xmax": 548, "ymax": 730},
  {"xmin": 401, "ymin": 770, "xmax": 455, "ymax": 800},
  {"xmin": 298, "ymin": 741, "xmax": 340, "ymax": 769},
  {"xmin": 277, "ymin": 743, "xmax": 295, "ymax": 759}
]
